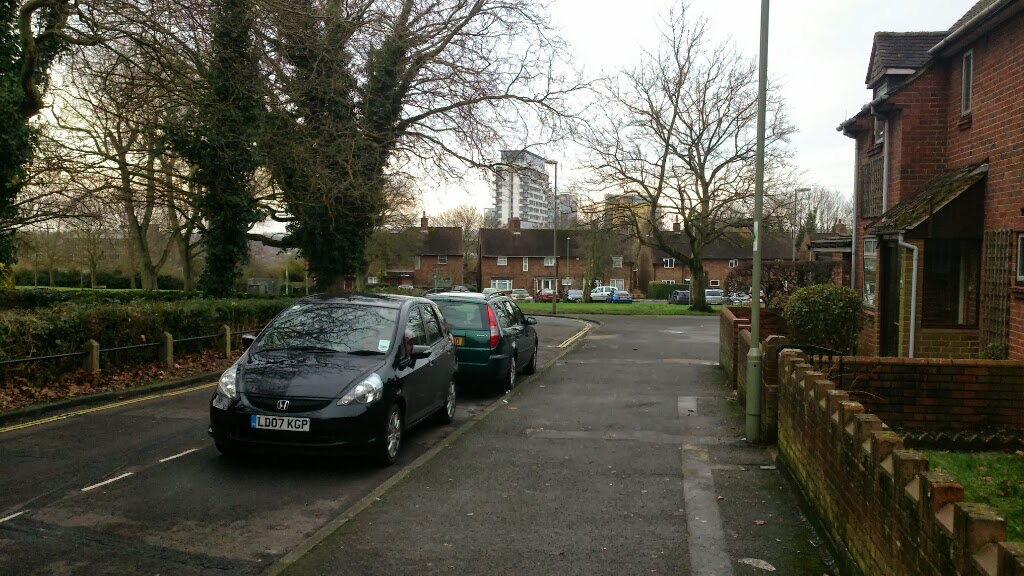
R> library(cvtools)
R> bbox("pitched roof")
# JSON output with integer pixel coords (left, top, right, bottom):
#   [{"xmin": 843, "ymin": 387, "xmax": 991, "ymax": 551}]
[
  {"xmin": 949, "ymin": 0, "xmax": 1002, "ymax": 31},
  {"xmin": 652, "ymin": 230, "xmax": 792, "ymax": 261},
  {"xmin": 873, "ymin": 163, "xmax": 988, "ymax": 234},
  {"xmin": 418, "ymin": 227, "xmax": 464, "ymax": 255},
  {"xmin": 479, "ymin": 228, "xmax": 633, "ymax": 259},
  {"xmin": 865, "ymin": 32, "xmax": 948, "ymax": 85}
]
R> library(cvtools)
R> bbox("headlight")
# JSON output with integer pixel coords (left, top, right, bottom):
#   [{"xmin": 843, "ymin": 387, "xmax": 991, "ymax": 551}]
[
  {"xmin": 216, "ymin": 365, "xmax": 238, "ymax": 399},
  {"xmin": 338, "ymin": 373, "xmax": 384, "ymax": 405}
]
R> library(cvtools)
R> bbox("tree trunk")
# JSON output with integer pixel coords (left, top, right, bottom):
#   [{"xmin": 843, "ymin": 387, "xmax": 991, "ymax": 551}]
[{"xmin": 689, "ymin": 258, "xmax": 710, "ymax": 312}]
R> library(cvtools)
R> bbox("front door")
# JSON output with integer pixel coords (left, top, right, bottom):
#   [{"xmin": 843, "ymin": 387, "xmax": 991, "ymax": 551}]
[{"xmin": 880, "ymin": 240, "xmax": 901, "ymax": 357}]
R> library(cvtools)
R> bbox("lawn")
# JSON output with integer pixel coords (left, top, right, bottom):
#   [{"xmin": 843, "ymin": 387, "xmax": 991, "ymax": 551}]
[
  {"xmin": 517, "ymin": 302, "xmax": 720, "ymax": 316},
  {"xmin": 925, "ymin": 451, "xmax": 1024, "ymax": 542}
]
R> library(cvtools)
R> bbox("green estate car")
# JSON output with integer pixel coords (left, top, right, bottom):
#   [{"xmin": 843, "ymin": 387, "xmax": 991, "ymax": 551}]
[{"xmin": 427, "ymin": 291, "xmax": 539, "ymax": 393}]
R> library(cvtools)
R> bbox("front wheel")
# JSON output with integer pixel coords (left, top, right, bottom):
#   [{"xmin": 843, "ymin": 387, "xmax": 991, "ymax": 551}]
[{"xmin": 375, "ymin": 404, "xmax": 404, "ymax": 466}]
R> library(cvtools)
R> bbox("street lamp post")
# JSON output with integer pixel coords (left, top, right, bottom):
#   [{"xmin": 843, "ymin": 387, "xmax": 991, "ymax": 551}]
[
  {"xmin": 546, "ymin": 159, "xmax": 558, "ymax": 315},
  {"xmin": 746, "ymin": 0, "xmax": 770, "ymax": 444},
  {"xmin": 566, "ymin": 236, "xmax": 571, "ymax": 298}
]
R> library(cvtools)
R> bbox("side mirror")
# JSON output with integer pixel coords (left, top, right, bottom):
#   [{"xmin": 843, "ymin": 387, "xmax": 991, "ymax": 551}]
[
  {"xmin": 410, "ymin": 345, "xmax": 431, "ymax": 360},
  {"xmin": 241, "ymin": 333, "xmax": 257, "ymax": 348},
  {"xmin": 526, "ymin": 317, "xmax": 538, "ymax": 325}
]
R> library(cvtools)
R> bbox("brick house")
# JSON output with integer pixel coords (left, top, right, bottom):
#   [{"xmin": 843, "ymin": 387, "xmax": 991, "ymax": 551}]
[
  {"xmin": 839, "ymin": 0, "xmax": 1024, "ymax": 358},
  {"xmin": 648, "ymin": 224, "xmax": 792, "ymax": 289},
  {"xmin": 798, "ymin": 222, "xmax": 854, "ymax": 287},
  {"xmin": 478, "ymin": 218, "xmax": 637, "ymax": 294},
  {"xmin": 367, "ymin": 215, "xmax": 465, "ymax": 288}
]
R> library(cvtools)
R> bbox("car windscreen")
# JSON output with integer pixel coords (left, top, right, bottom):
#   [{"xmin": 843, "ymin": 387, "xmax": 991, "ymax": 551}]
[
  {"xmin": 255, "ymin": 303, "xmax": 399, "ymax": 354},
  {"xmin": 434, "ymin": 301, "xmax": 488, "ymax": 330}
]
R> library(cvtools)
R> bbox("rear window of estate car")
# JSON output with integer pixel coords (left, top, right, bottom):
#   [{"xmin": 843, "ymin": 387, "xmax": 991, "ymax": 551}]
[
  {"xmin": 435, "ymin": 301, "xmax": 487, "ymax": 330},
  {"xmin": 706, "ymin": 290, "xmax": 723, "ymax": 296}
]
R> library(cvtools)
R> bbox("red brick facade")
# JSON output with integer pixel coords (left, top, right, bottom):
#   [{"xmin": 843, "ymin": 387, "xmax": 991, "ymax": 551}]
[{"xmin": 844, "ymin": 7, "xmax": 1024, "ymax": 359}]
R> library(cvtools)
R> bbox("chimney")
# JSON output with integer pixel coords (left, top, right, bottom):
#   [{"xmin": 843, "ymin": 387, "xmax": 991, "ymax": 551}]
[
  {"xmin": 509, "ymin": 217, "xmax": 521, "ymax": 231},
  {"xmin": 672, "ymin": 220, "xmax": 681, "ymax": 232},
  {"xmin": 833, "ymin": 220, "xmax": 848, "ymax": 235},
  {"xmin": 420, "ymin": 211, "xmax": 429, "ymax": 229}
]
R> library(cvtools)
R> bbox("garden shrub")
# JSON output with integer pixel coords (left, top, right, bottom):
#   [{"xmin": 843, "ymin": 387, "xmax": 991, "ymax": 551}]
[
  {"xmin": 646, "ymin": 281, "xmax": 686, "ymax": 300},
  {"xmin": 782, "ymin": 284, "xmax": 863, "ymax": 353}
]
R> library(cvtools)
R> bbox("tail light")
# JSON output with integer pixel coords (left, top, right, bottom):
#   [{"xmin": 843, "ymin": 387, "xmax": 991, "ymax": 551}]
[{"xmin": 486, "ymin": 305, "xmax": 500, "ymax": 348}]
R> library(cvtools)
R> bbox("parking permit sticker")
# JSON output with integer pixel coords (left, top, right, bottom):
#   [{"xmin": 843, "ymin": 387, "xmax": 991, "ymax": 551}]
[{"xmin": 378, "ymin": 340, "xmax": 390, "ymax": 352}]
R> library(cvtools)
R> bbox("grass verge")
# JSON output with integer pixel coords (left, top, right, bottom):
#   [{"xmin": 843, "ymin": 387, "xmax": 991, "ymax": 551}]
[
  {"xmin": 925, "ymin": 451, "xmax": 1024, "ymax": 542},
  {"xmin": 517, "ymin": 302, "xmax": 720, "ymax": 316}
]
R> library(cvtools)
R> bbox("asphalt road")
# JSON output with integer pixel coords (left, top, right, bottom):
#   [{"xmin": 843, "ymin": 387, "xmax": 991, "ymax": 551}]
[
  {"xmin": 0, "ymin": 316, "xmax": 589, "ymax": 576},
  {"xmin": 281, "ymin": 315, "xmax": 834, "ymax": 576}
]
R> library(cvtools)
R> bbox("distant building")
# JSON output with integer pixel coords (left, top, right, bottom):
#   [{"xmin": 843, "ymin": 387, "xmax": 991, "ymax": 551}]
[{"xmin": 493, "ymin": 150, "xmax": 552, "ymax": 229}]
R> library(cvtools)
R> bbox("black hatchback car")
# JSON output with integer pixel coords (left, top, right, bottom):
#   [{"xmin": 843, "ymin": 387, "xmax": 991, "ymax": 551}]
[
  {"xmin": 426, "ymin": 292, "xmax": 538, "ymax": 393},
  {"xmin": 209, "ymin": 294, "xmax": 457, "ymax": 465}
]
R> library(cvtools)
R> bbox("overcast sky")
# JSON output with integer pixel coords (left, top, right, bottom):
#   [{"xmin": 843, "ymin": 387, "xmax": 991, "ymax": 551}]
[{"xmin": 420, "ymin": 0, "xmax": 976, "ymax": 217}]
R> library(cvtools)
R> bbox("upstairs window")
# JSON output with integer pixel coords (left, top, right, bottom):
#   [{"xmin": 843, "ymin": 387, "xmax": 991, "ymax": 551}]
[
  {"xmin": 497, "ymin": 257, "xmax": 507, "ymax": 266},
  {"xmin": 611, "ymin": 256, "xmax": 623, "ymax": 268},
  {"xmin": 961, "ymin": 51, "xmax": 974, "ymax": 115},
  {"xmin": 522, "ymin": 257, "xmax": 529, "ymax": 272},
  {"xmin": 544, "ymin": 256, "xmax": 555, "ymax": 266},
  {"xmin": 367, "ymin": 276, "xmax": 378, "ymax": 285},
  {"xmin": 873, "ymin": 116, "xmax": 885, "ymax": 144},
  {"xmin": 728, "ymin": 259, "xmax": 739, "ymax": 268},
  {"xmin": 438, "ymin": 255, "xmax": 448, "ymax": 265},
  {"xmin": 662, "ymin": 258, "xmax": 675, "ymax": 268}
]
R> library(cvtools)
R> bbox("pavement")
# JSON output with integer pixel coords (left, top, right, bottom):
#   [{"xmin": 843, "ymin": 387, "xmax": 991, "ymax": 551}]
[{"xmin": 278, "ymin": 315, "xmax": 835, "ymax": 576}]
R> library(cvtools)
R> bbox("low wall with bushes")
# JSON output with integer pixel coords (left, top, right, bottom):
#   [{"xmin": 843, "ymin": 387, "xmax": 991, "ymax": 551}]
[
  {"xmin": 777, "ymin": 349, "xmax": 1024, "ymax": 576},
  {"xmin": 0, "ymin": 298, "xmax": 292, "ymax": 385}
]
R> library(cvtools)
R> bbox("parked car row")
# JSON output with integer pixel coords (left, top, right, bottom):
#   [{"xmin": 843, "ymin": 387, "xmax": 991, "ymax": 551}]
[{"xmin": 209, "ymin": 290, "xmax": 539, "ymax": 467}]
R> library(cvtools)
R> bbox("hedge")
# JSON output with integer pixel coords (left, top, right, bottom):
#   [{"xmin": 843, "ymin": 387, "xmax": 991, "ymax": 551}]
[
  {"xmin": 782, "ymin": 284, "xmax": 863, "ymax": 353},
  {"xmin": 0, "ymin": 288, "xmax": 295, "ymax": 310},
  {"xmin": 646, "ymin": 281, "xmax": 688, "ymax": 300},
  {"xmin": 0, "ymin": 298, "xmax": 294, "ymax": 362},
  {"xmin": 13, "ymin": 269, "xmax": 185, "ymax": 290}
]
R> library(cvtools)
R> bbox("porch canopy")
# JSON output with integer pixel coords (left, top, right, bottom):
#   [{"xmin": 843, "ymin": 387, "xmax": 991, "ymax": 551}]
[{"xmin": 872, "ymin": 162, "xmax": 988, "ymax": 236}]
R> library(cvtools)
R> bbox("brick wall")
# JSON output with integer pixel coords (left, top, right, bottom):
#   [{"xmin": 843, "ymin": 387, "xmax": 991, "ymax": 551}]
[
  {"xmin": 413, "ymin": 255, "xmax": 465, "ymax": 287},
  {"xmin": 825, "ymin": 356, "xmax": 1024, "ymax": 431},
  {"xmin": 777, "ymin": 350, "xmax": 1024, "ymax": 576},
  {"xmin": 736, "ymin": 328, "xmax": 750, "ymax": 402},
  {"xmin": 479, "ymin": 257, "xmax": 615, "ymax": 293},
  {"xmin": 718, "ymin": 307, "xmax": 785, "ymax": 389}
]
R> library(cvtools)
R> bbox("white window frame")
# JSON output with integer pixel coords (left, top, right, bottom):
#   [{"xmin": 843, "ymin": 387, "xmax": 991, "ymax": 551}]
[
  {"xmin": 497, "ymin": 256, "xmax": 508, "ymax": 267},
  {"xmin": 438, "ymin": 255, "xmax": 448, "ymax": 265},
  {"xmin": 663, "ymin": 279, "xmax": 675, "ymax": 285},
  {"xmin": 662, "ymin": 258, "xmax": 675, "ymax": 268},
  {"xmin": 962, "ymin": 50, "xmax": 974, "ymax": 115},
  {"xmin": 863, "ymin": 238, "xmax": 878, "ymax": 308},
  {"xmin": 1016, "ymin": 234, "xmax": 1024, "ymax": 282},
  {"xmin": 611, "ymin": 256, "xmax": 623, "ymax": 268},
  {"xmin": 709, "ymin": 279, "xmax": 721, "ymax": 287},
  {"xmin": 366, "ymin": 276, "xmax": 378, "ymax": 285},
  {"xmin": 728, "ymin": 259, "xmax": 739, "ymax": 268},
  {"xmin": 540, "ymin": 278, "xmax": 555, "ymax": 290},
  {"xmin": 492, "ymin": 279, "xmax": 512, "ymax": 290},
  {"xmin": 611, "ymin": 279, "xmax": 625, "ymax": 290},
  {"xmin": 522, "ymin": 257, "xmax": 529, "ymax": 272},
  {"xmin": 544, "ymin": 256, "xmax": 555, "ymax": 267}
]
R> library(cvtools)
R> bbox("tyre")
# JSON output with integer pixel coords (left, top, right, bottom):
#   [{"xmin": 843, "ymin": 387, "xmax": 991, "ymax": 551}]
[
  {"xmin": 522, "ymin": 341, "xmax": 539, "ymax": 375},
  {"xmin": 434, "ymin": 380, "xmax": 457, "ymax": 425},
  {"xmin": 375, "ymin": 403, "xmax": 404, "ymax": 466},
  {"xmin": 215, "ymin": 440, "xmax": 242, "ymax": 460},
  {"xmin": 500, "ymin": 355, "xmax": 517, "ymax": 393}
]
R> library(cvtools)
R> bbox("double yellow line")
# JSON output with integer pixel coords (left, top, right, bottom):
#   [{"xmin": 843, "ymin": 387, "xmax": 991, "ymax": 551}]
[{"xmin": 0, "ymin": 382, "xmax": 215, "ymax": 434}]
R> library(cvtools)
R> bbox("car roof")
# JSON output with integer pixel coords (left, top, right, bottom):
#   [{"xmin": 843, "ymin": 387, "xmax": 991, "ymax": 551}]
[
  {"xmin": 428, "ymin": 292, "xmax": 509, "ymax": 304},
  {"xmin": 294, "ymin": 292, "xmax": 427, "ymax": 309}
]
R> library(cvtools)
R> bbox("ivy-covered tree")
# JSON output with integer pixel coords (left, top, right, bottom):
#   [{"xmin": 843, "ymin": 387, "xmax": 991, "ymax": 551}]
[
  {"xmin": 170, "ymin": 0, "xmax": 263, "ymax": 297},
  {"xmin": 0, "ymin": 0, "xmax": 73, "ymax": 281}
]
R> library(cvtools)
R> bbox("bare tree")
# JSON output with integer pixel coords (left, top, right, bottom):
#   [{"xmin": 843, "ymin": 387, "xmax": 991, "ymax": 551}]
[{"xmin": 577, "ymin": 6, "xmax": 796, "ymax": 310}]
